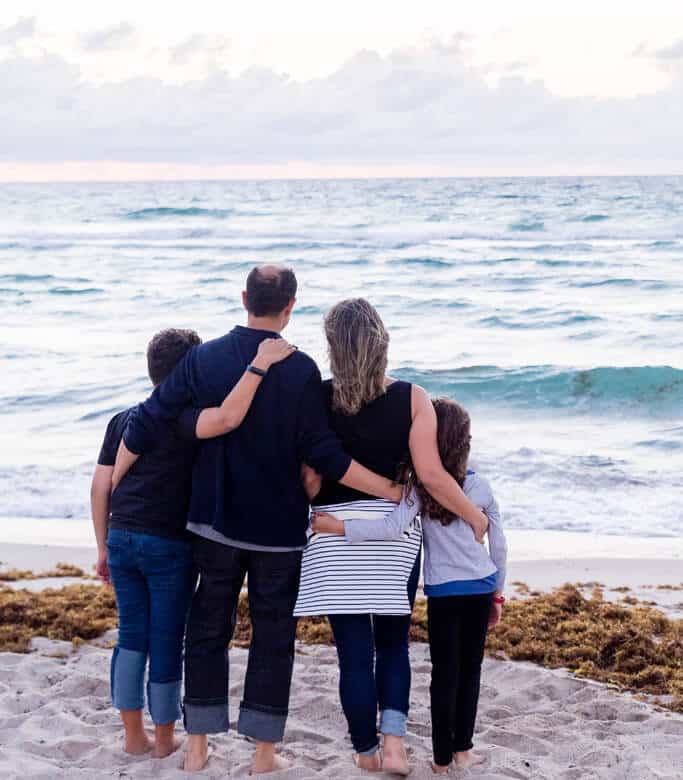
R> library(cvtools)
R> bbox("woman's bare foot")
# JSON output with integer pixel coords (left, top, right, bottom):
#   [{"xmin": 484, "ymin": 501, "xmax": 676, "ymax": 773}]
[
  {"xmin": 184, "ymin": 734, "xmax": 209, "ymax": 773},
  {"xmin": 382, "ymin": 735, "xmax": 410, "ymax": 775},
  {"xmin": 354, "ymin": 751, "xmax": 382, "ymax": 772},
  {"xmin": 454, "ymin": 750, "xmax": 485, "ymax": 769},
  {"xmin": 431, "ymin": 763, "xmax": 451, "ymax": 775}
]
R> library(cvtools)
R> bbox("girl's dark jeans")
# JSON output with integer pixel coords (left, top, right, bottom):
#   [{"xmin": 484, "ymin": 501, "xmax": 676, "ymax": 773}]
[
  {"xmin": 107, "ymin": 529, "xmax": 197, "ymax": 725},
  {"xmin": 328, "ymin": 551, "xmax": 421, "ymax": 755},
  {"xmin": 183, "ymin": 535, "xmax": 302, "ymax": 743},
  {"xmin": 427, "ymin": 592, "xmax": 493, "ymax": 766}
]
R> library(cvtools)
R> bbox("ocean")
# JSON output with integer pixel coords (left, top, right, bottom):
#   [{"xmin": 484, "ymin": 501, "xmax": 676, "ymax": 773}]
[{"xmin": 1, "ymin": 176, "xmax": 682, "ymax": 541}]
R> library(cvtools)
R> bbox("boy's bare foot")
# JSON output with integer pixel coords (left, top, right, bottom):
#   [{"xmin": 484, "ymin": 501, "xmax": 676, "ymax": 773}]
[
  {"xmin": 154, "ymin": 735, "xmax": 183, "ymax": 759},
  {"xmin": 454, "ymin": 750, "xmax": 485, "ymax": 769},
  {"xmin": 251, "ymin": 754, "xmax": 291, "ymax": 774},
  {"xmin": 431, "ymin": 763, "xmax": 451, "ymax": 775},
  {"xmin": 124, "ymin": 732, "xmax": 153, "ymax": 755},
  {"xmin": 382, "ymin": 735, "xmax": 410, "ymax": 775},
  {"xmin": 184, "ymin": 734, "xmax": 209, "ymax": 773},
  {"xmin": 353, "ymin": 752, "xmax": 382, "ymax": 772}
]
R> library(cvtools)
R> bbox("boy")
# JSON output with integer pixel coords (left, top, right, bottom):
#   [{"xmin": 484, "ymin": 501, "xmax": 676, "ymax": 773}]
[{"xmin": 91, "ymin": 328, "xmax": 294, "ymax": 758}]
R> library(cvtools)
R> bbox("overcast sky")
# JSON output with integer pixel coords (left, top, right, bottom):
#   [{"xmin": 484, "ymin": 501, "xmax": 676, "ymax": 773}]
[{"xmin": 1, "ymin": 1, "xmax": 682, "ymax": 179}]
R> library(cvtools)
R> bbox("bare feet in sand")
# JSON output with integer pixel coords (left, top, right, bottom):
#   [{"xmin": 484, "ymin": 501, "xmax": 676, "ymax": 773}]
[
  {"xmin": 184, "ymin": 734, "xmax": 209, "ymax": 773},
  {"xmin": 454, "ymin": 750, "xmax": 485, "ymax": 769},
  {"xmin": 354, "ymin": 751, "xmax": 382, "ymax": 772},
  {"xmin": 123, "ymin": 732, "xmax": 153, "ymax": 756},
  {"xmin": 251, "ymin": 754, "xmax": 291, "ymax": 774},
  {"xmin": 153, "ymin": 735, "xmax": 183, "ymax": 759},
  {"xmin": 382, "ymin": 735, "xmax": 410, "ymax": 775}
]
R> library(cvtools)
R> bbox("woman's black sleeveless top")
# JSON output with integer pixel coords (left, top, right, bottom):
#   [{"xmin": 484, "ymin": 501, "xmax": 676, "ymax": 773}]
[{"xmin": 315, "ymin": 379, "xmax": 413, "ymax": 505}]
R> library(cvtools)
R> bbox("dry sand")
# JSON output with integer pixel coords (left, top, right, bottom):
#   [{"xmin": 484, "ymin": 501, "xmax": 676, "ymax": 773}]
[
  {"xmin": 0, "ymin": 632, "xmax": 681, "ymax": 780},
  {"xmin": 1, "ymin": 535, "xmax": 682, "ymax": 778}
]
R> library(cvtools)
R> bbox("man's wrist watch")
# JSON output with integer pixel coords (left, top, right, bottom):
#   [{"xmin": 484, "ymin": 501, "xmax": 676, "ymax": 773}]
[{"xmin": 246, "ymin": 363, "xmax": 268, "ymax": 377}]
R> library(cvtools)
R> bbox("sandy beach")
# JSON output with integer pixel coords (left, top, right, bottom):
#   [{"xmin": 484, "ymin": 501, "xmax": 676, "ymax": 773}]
[
  {"xmin": 0, "ymin": 531, "xmax": 681, "ymax": 778},
  {"xmin": 0, "ymin": 633, "xmax": 681, "ymax": 779}
]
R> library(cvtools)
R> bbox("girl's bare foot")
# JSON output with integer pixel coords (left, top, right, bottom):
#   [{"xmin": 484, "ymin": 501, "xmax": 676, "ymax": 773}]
[
  {"xmin": 454, "ymin": 750, "xmax": 485, "ymax": 769},
  {"xmin": 431, "ymin": 763, "xmax": 451, "ymax": 775},
  {"xmin": 184, "ymin": 734, "xmax": 209, "ymax": 773},
  {"xmin": 382, "ymin": 735, "xmax": 410, "ymax": 775},
  {"xmin": 354, "ymin": 751, "xmax": 382, "ymax": 772}
]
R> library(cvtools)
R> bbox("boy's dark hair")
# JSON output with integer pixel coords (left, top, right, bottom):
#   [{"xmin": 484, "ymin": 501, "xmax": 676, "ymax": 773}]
[
  {"xmin": 147, "ymin": 328, "xmax": 202, "ymax": 386},
  {"xmin": 398, "ymin": 398, "xmax": 471, "ymax": 526},
  {"xmin": 245, "ymin": 265, "xmax": 297, "ymax": 317}
]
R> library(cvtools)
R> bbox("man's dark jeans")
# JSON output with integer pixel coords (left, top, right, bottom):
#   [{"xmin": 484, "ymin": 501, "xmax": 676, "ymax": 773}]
[{"xmin": 183, "ymin": 535, "xmax": 302, "ymax": 743}]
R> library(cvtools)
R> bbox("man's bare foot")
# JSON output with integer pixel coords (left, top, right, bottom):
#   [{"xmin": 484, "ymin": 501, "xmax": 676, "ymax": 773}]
[
  {"xmin": 382, "ymin": 735, "xmax": 410, "ymax": 775},
  {"xmin": 184, "ymin": 734, "xmax": 209, "ymax": 773},
  {"xmin": 124, "ymin": 732, "xmax": 153, "ymax": 755},
  {"xmin": 251, "ymin": 754, "xmax": 291, "ymax": 774},
  {"xmin": 454, "ymin": 750, "xmax": 485, "ymax": 769},
  {"xmin": 431, "ymin": 763, "xmax": 451, "ymax": 775},
  {"xmin": 353, "ymin": 752, "xmax": 382, "ymax": 772}
]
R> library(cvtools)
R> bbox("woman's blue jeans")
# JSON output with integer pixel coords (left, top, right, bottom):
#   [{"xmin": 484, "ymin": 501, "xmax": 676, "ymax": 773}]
[
  {"xmin": 328, "ymin": 550, "xmax": 421, "ymax": 755},
  {"xmin": 107, "ymin": 529, "xmax": 197, "ymax": 725}
]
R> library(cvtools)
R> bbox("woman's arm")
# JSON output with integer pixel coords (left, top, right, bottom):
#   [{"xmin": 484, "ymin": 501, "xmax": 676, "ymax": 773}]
[
  {"xmin": 312, "ymin": 488, "xmax": 420, "ymax": 541},
  {"xmin": 91, "ymin": 464, "xmax": 113, "ymax": 584},
  {"xmin": 194, "ymin": 338, "xmax": 296, "ymax": 438},
  {"xmin": 409, "ymin": 385, "xmax": 488, "ymax": 541}
]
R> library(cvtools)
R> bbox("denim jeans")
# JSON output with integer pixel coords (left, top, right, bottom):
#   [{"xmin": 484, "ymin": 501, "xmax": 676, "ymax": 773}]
[
  {"xmin": 183, "ymin": 535, "xmax": 302, "ymax": 743},
  {"xmin": 107, "ymin": 529, "xmax": 197, "ymax": 725},
  {"xmin": 328, "ymin": 550, "xmax": 421, "ymax": 755},
  {"xmin": 428, "ymin": 592, "xmax": 493, "ymax": 765}
]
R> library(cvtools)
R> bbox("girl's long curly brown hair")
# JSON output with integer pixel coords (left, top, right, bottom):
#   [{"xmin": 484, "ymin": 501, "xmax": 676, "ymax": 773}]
[{"xmin": 399, "ymin": 397, "xmax": 472, "ymax": 526}]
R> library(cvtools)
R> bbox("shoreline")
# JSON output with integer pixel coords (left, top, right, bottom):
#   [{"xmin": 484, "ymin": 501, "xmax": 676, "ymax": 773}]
[{"xmin": 2, "ymin": 531, "xmax": 682, "ymax": 616}]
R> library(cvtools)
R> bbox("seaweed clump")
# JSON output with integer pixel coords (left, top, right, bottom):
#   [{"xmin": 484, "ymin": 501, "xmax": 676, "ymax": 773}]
[
  {"xmin": 0, "ymin": 563, "xmax": 89, "ymax": 582},
  {"xmin": 0, "ymin": 583, "xmax": 116, "ymax": 652},
  {"xmin": 1, "ymin": 582, "xmax": 681, "ymax": 712},
  {"xmin": 479, "ymin": 584, "xmax": 683, "ymax": 712}
]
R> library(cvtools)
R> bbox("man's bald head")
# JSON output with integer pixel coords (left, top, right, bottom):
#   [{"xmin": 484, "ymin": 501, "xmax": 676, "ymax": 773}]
[{"xmin": 245, "ymin": 265, "xmax": 298, "ymax": 317}]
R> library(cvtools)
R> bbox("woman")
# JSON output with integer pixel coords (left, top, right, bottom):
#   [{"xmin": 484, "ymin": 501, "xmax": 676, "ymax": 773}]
[{"xmin": 293, "ymin": 299, "xmax": 489, "ymax": 774}]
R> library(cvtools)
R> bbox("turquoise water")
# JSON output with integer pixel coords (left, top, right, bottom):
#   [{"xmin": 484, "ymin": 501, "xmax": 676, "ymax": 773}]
[{"xmin": 1, "ymin": 176, "xmax": 682, "ymax": 537}]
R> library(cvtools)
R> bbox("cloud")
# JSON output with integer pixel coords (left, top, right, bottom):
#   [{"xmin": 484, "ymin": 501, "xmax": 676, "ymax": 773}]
[
  {"xmin": 0, "ymin": 44, "xmax": 681, "ymax": 173},
  {"xmin": 656, "ymin": 39, "xmax": 683, "ymax": 60},
  {"xmin": 81, "ymin": 22, "xmax": 135, "ymax": 51},
  {"xmin": 0, "ymin": 17, "xmax": 36, "ymax": 46}
]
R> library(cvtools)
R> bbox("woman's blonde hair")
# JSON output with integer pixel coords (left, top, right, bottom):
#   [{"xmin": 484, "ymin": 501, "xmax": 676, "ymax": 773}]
[{"xmin": 325, "ymin": 298, "xmax": 389, "ymax": 416}]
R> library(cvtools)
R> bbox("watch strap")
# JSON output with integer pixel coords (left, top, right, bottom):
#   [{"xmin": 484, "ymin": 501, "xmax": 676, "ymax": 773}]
[{"xmin": 246, "ymin": 363, "xmax": 268, "ymax": 377}]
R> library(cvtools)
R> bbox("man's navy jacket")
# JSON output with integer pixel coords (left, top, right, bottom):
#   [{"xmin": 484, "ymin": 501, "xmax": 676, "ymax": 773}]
[{"xmin": 123, "ymin": 325, "xmax": 351, "ymax": 548}]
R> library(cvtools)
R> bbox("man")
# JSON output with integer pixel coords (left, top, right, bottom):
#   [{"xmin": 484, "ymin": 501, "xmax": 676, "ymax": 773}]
[{"xmin": 118, "ymin": 266, "xmax": 400, "ymax": 774}]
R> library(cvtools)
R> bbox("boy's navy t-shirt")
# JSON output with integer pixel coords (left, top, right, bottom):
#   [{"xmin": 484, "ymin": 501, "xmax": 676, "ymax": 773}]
[{"xmin": 98, "ymin": 406, "xmax": 200, "ymax": 540}]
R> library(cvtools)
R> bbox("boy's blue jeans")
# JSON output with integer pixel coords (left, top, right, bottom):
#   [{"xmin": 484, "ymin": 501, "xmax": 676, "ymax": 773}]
[{"xmin": 107, "ymin": 529, "xmax": 197, "ymax": 725}]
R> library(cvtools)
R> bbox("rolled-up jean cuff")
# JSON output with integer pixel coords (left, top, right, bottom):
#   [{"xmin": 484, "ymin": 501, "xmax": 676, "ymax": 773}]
[
  {"xmin": 238, "ymin": 703, "xmax": 287, "ymax": 743},
  {"xmin": 111, "ymin": 646, "xmax": 146, "ymax": 711},
  {"xmin": 358, "ymin": 744, "xmax": 380, "ymax": 757},
  {"xmin": 148, "ymin": 680, "xmax": 182, "ymax": 725},
  {"xmin": 380, "ymin": 708, "xmax": 407, "ymax": 737},
  {"xmin": 183, "ymin": 702, "xmax": 230, "ymax": 734}
]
